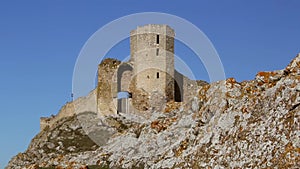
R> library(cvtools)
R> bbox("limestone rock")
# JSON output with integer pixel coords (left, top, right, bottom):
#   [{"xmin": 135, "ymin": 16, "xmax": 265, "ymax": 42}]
[{"xmin": 6, "ymin": 54, "xmax": 300, "ymax": 169}]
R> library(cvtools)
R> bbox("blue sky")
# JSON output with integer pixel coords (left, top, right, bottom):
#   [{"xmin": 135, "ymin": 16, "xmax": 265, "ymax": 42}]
[{"xmin": 1, "ymin": 0, "xmax": 300, "ymax": 167}]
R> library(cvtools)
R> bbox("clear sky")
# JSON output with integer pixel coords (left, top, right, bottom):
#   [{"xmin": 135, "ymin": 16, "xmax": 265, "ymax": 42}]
[{"xmin": 1, "ymin": 0, "xmax": 300, "ymax": 168}]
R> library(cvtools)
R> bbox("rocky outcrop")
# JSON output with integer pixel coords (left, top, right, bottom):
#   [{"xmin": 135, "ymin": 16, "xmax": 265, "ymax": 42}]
[{"xmin": 7, "ymin": 54, "xmax": 300, "ymax": 168}]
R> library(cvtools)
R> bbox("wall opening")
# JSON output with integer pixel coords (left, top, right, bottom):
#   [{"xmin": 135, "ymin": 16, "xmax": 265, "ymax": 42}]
[
  {"xmin": 117, "ymin": 63, "xmax": 133, "ymax": 92},
  {"xmin": 157, "ymin": 72, "xmax": 159, "ymax": 79},
  {"xmin": 156, "ymin": 48, "xmax": 159, "ymax": 56},
  {"xmin": 174, "ymin": 71, "xmax": 184, "ymax": 102},
  {"xmin": 117, "ymin": 91, "xmax": 132, "ymax": 113},
  {"xmin": 117, "ymin": 63, "xmax": 133, "ymax": 113},
  {"xmin": 156, "ymin": 34, "xmax": 159, "ymax": 44}
]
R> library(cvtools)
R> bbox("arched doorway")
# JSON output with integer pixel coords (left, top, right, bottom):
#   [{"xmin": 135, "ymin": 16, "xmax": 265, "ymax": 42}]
[{"xmin": 117, "ymin": 63, "xmax": 133, "ymax": 113}]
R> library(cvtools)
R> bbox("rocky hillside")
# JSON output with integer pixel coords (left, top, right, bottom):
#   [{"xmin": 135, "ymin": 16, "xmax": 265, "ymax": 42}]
[{"xmin": 7, "ymin": 54, "xmax": 300, "ymax": 169}]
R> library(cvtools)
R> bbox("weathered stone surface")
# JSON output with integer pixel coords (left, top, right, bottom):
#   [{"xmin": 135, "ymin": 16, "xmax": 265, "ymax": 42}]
[
  {"xmin": 40, "ymin": 89, "xmax": 97, "ymax": 131},
  {"xmin": 97, "ymin": 58, "xmax": 121, "ymax": 116},
  {"xmin": 7, "ymin": 54, "xmax": 300, "ymax": 169}
]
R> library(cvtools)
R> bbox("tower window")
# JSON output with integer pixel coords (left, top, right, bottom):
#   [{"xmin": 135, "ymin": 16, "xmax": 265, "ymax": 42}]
[
  {"xmin": 156, "ymin": 48, "xmax": 159, "ymax": 56},
  {"xmin": 157, "ymin": 72, "xmax": 159, "ymax": 79},
  {"xmin": 156, "ymin": 35, "xmax": 159, "ymax": 44}
]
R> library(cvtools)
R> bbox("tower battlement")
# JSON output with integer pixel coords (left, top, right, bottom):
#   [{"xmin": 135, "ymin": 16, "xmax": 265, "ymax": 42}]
[{"xmin": 130, "ymin": 24, "xmax": 175, "ymax": 37}]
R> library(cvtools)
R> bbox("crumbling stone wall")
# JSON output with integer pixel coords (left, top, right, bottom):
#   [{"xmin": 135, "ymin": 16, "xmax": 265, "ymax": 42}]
[
  {"xmin": 174, "ymin": 70, "xmax": 208, "ymax": 103},
  {"xmin": 40, "ymin": 89, "xmax": 97, "ymax": 130},
  {"xmin": 97, "ymin": 58, "xmax": 121, "ymax": 116},
  {"xmin": 40, "ymin": 24, "xmax": 209, "ymax": 130},
  {"xmin": 40, "ymin": 58, "xmax": 120, "ymax": 131}
]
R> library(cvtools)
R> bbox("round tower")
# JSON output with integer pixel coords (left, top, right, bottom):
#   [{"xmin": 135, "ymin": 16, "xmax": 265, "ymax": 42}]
[{"xmin": 130, "ymin": 24, "xmax": 175, "ymax": 108}]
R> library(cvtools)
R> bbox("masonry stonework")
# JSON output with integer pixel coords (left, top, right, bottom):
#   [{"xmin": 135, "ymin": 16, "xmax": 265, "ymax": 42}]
[
  {"xmin": 116, "ymin": 24, "xmax": 205, "ymax": 114},
  {"xmin": 40, "ymin": 24, "xmax": 207, "ymax": 130},
  {"xmin": 132, "ymin": 25, "xmax": 175, "ymax": 103}
]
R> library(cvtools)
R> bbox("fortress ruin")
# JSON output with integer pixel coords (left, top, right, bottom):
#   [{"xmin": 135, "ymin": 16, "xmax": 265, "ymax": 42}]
[{"xmin": 40, "ymin": 24, "xmax": 206, "ymax": 130}]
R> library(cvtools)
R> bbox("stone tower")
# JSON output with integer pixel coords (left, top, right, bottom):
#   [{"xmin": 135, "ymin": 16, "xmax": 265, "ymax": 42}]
[{"xmin": 130, "ymin": 24, "xmax": 175, "ymax": 105}]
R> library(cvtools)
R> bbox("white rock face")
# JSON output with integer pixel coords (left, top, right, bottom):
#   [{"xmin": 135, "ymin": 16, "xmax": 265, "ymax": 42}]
[{"xmin": 6, "ymin": 54, "xmax": 300, "ymax": 169}]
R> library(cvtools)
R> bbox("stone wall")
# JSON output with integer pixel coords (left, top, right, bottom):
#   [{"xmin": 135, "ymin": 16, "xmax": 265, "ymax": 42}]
[
  {"xmin": 97, "ymin": 58, "xmax": 121, "ymax": 116},
  {"xmin": 40, "ymin": 89, "xmax": 97, "ymax": 130},
  {"xmin": 40, "ymin": 24, "xmax": 208, "ymax": 130},
  {"xmin": 174, "ymin": 70, "xmax": 208, "ymax": 103}
]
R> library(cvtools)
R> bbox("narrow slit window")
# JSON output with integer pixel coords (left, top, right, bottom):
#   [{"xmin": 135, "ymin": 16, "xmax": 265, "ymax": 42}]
[
  {"xmin": 156, "ymin": 34, "xmax": 159, "ymax": 44},
  {"xmin": 156, "ymin": 48, "xmax": 159, "ymax": 56},
  {"xmin": 157, "ymin": 72, "xmax": 159, "ymax": 79}
]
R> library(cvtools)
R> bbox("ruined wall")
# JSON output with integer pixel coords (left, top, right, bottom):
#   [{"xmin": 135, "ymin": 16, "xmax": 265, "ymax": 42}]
[
  {"xmin": 174, "ymin": 70, "xmax": 208, "ymax": 103},
  {"xmin": 40, "ymin": 89, "xmax": 97, "ymax": 130},
  {"xmin": 40, "ymin": 24, "xmax": 208, "ymax": 130},
  {"xmin": 40, "ymin": 58, "xmax": 120, "ymax": 131},
  {"xmin": 97, "ymin": 58, "xmax": 121, "ymax": 116}
]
